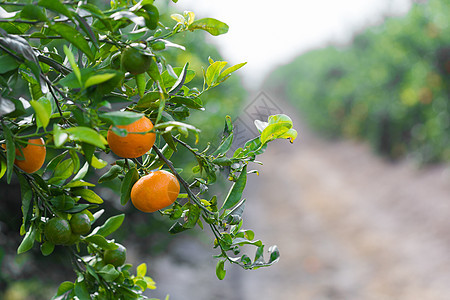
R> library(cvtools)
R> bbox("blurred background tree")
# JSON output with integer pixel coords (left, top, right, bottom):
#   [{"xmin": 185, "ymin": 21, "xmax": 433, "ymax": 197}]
[{"xmin": 265, "ymin": 0, "xmax": 449, "ymax": 164}]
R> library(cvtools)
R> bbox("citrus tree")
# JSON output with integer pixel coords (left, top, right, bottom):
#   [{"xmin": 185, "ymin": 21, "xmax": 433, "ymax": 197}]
[{"xmin": 0, "ymin": 0, "xmax": 297, "ymax": 299}]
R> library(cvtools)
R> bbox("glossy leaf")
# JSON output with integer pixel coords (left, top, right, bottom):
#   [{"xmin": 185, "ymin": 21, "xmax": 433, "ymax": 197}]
[
  {"xmin": 216, "ymin": 259, "xmax": 226, "ymax": 280},
  {"xmin": 55, "ymin": 281, "xmax": 74, "ymax": 297},
  {"xmin": 38, "ymin": 0, "xmax": 72, "ymax": 19},
  {"xmin": 100, "ymin": 111, "xmax": 144, "ymax": 126},
  {"xmin": 259, "ymin": 114, "xmax": 295, "ymax": 145},
  {"xmin": 72, "ymin": 188, "xmax": 104, "ymax": 204},
  {"xmin": 40, "ymin": 241, "xmax": 55, "ymax": 256},
  {"xmin": 17, "ymin": 226, "xmax": 35, "ymax": 254},
  {"xmin": 74, "ymin": 281, "xmax": 90, "ymax": 300},
  {"xmin": 189, "ymin": 18, "xmax": 229, "ymax": 36},
  {"xmin": 90, "ymin": 214, "xmax": 125, "ymax": 237},
  {"xmin": 84, "ymin": 73, "xmax": 116, "ymax": 89},
  {"xmin": 217, "ymin": 62, "xmax": 247, "ymax": 83},
  {"xmin": 51, "ymin": 24, "xmax": 94, "ymax": 61},
  {"xmin": 0, "ymin": 55, "xmax": 20, "ymax": 74},
  {"xmin": 64, "ymin": 127, "xmax": 107, "ymax": 149},
  {"xmin": 221, "ymin": 165, "xmax": 247, "ymax": 211},
  {"xmin": 30, "ymin": 97, "xmax": 52, "ymax": 128},
  {"xmin": 98, "ymin": 165, "xmax": 122, "ymax": 183},
  {"xmin": 98, "ymin": 264, "xmax": 120, "ymax": 282},
  {"xmin": 84, "ymin": 235, "xmax": 118, "ymax": 250},
  {"xmin": 120, "ymin": 167, "xmax": 139, "ymax": 205}
]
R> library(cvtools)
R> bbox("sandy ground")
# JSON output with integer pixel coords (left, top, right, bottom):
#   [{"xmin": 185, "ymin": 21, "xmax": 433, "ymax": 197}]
[{"xmin": 146, "ymin": 96, "xmax": 450, "ymax": 300}]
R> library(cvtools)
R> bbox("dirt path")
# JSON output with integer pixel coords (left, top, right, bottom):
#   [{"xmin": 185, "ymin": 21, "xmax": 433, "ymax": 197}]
[{"xmin": 148, "ymin": 97, "xmax": 450, "ymax": 300}]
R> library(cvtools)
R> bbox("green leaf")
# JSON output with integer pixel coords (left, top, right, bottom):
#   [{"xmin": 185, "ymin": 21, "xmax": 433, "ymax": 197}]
[
  {"xmin": 49, "ymin": 158, "xmax": 74, "ymax": 184},
  {"xmin": 90, "ymin": 214, "xmax": 125, "ymax": 237},
  {"xmin": 183, "ymin": 203, "xmax": 200, "ymax": 229},
  {"xmin": 0, "ymin": 55, "xmax": 20, "ymax": 74},
  {"xmin": 74, "ymin": 281, "xmax": 90, "ymax": 300},
  {"xmin": 84, "ymin": 235, "xmax": 118, "ymax": 250},
  {"xmin": 72, "ymin": 162, "xmax": 89, "ymax": 182},
  {"xmin": 120, "ymin": 167, "xmax": 139, "ymax": 205},
  {"xmin": 65, "ymin": 127, "xmax": 107, "ymax": 149},
  {"xmin": 52, "ymin": 24, "xmax": 94, "ymax": 61},
  {"xmin": 3, "ymin": 123, "xmax": 15, "ymax": 184},
  {"xmin": 259, "ymin": 114, "xmax": 295, "ymax": 145},
  {"xmin": 21, "ymin": 5, "xmax": 47, "ymax": 21},
  {"xmin": 50, "ymin": 195, "xmax": 75, "ymax": 211},
  {"xmin": 170, "ymin": 96, "xmax": 203, "ymax": 110},
  {"xmin": 72, "ymin": 189, "xmax": 104, "ymax": 204},
  {"xmin": 17, "ymin": 174, "xmax": 33, "ymax": 229},
  {"xmin": 84, "ymin": 73, "xmax": 116, "ymax": 89},
  {"xmin": 99, "ymin": 111, "xmax": 144, "ymax": 126},
  {"xmin": 90, "ymin": 155, "xmax": 108, "ymax": 169},
  {"xmin": 98, "ymin": 264, "xmax": 120, "ymax": 282},
  {"xmin": 40, "ymin": 241, "xmax": 55, "ymax": 256},
  {"xmin": 136, "ymin": 263, "xmax": 147, "ymax": 277},
  {"xmin": 221, "ymin": 165, "xmax": 247, "ymax": 211},
  {"xmin": 30, "ymin": 96, "xmax": 52, "ymax": 128},
  {"xmin": 0, "ymin": 159, "xmax": 6, "ymax": 179},
  {"xmin": 136, "ymin": 73, "xmax": 146, "ymax": 98},
  {"xmin": 231, "ymin": 237, "xmax": 262, "ymax": 247},
  {"xmin": 161, "ymin": 67, "xmax": 195, "ymax": 89},
  {"xmin": 98, "ymin": 165, "xmax": 122, "ymax": 183},
  {"xmin": 64, "ymin": 180, "xmax": 95, "ymax": 188},
  {"xmin": 53, "ymin": 124, "xmax": 68, "ymax": 147},
  {"xmin": 38, "ymin": 0, "xmax": 72, "ymax": 19},
  {"xmin": 135, "ymin": 91, "xmax": 162, "ymax": 110},
  {"xmin": 73, "ymin": 12, "xmax": 99, "ymax": 50},
  {"xmin": 168, "ymin": 62, "xmax": 188, "ymax": 94},
  {"xmin": 55, "ymin": 281, "xmax": 74, "ymax": 297},
  {"xmin": 212, "ymin": 133, "xmax": 233, "ymax": 156},
  {"xmin": 189, "ymin": 18, "xmax": 229, "ymax": 36},
  {"xmin": 279, "ymin": 128, "xmax": 298, "ymax": 143},
  {"xmin": 205, "ymin": 61, "xmax": 227, "ymax": 87},
  {"xmin": 17, "ymin": 226, "xmax": 36, "ymax": 254},
  {"xmin": 217, "ymin": 62, "xmax": 247, "ymax": 83},
  {"xmin": 216, "ymin": 259, "xmax": 226, "ymax": 280},
  {"xmin": 62, "ymin": 45, "xmax": 81, "ymax": 85},
  {"xmin": 168, "ymin": 221, "xmax": 187, "ymax": 234}
]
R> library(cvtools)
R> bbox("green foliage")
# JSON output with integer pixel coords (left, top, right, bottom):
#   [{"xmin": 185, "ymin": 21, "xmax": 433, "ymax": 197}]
[
  {"xmin": 267, "ymin": 0, "xmax": 449, "ymax": 163},
  {"xmin": 0, "ymin": 0, "xmax": 296, "ymax": 298}
]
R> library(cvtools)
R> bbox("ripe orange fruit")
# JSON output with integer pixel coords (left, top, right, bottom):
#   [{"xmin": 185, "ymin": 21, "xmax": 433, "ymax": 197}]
[
  {"xmin": 131, "ymin": 170, "xmax": 180, "ymax": 213},
  {"xmin": 107, "ymin": 116, "xmax": 156, "ymax": 158},
  {"xmin": 2, "ymin": 138, "xmax": 46, "ymax": 173}
]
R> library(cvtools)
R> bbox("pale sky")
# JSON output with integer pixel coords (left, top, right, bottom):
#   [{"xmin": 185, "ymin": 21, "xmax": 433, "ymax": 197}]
[{"xmin": 172, "ymin": 0, "xmax": 412, "ymax": 89}]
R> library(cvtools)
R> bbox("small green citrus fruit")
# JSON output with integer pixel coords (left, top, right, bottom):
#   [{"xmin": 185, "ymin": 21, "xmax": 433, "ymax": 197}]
[
  {"xmin": 44, "ymin": 217, "xmax": 72, "ymax": 245},
  {"xmin": 69, "ymin": 213, "xmax": 91, "ymax": 235},
  {"xmin": 103, "ymin": 244, "xmax": 126, "ymax": 267}
]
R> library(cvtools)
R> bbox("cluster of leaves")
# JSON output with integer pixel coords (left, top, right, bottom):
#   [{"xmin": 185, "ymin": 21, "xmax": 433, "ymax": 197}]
[
  {"xmin": 267, "ymin": 0, "xmax": 449, "ymax": 163},
  {"xmin": 0, "ymin": 0, "xmax": 296, "ymax": 299}
]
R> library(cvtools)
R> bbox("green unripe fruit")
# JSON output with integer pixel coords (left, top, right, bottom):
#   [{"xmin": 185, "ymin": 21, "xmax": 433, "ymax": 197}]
[
  {"xmin": 151, "ymin": 40, "xmax": 166, "ymax": 51},
  {"xmin": 121, "ymin": 47, "xmax": 152, "ymax": 75},
  {"xmin": 103, "ymin": 244, "xmax": 126, "ymax": 267},
  {"xmin": 44, "ymin": 217, "xmax": 72, "ymax": 245},
  {"xmin": 69, "ymin": 213, "xmax": 91, "ymax": 235},
  {"xmin": 62, "ymin": 233, "xmax": 81, "ymax": 246}
]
